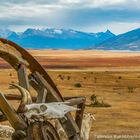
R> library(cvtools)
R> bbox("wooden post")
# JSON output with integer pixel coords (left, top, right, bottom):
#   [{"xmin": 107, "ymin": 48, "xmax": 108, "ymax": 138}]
[
  {"xmin": 29, "ymin": 74, "xmax": 48, "ymax": 103},
  {"xmin": 0, "ymin": 93, "xmax": 27, "ymax": 130},
  {"xmin": 75, "ymin": 98, "xmax": 86, "ymax": 131},
  {"xmin": 18, "ymin": 64, "xmax": 30, "ymax": 90},
  {"xmin": 65, "ymin": 97, "xmax": 86, "ymax": 106}
]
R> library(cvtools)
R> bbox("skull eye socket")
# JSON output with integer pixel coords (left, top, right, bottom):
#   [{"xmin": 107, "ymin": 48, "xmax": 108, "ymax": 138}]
[
  {"xmin": 40, "ymin": 105, "xmax": 47, "ymax": 112},
  {"xmin": 29, "ymin": 108, "xmax": 40, "ymax": 113}
]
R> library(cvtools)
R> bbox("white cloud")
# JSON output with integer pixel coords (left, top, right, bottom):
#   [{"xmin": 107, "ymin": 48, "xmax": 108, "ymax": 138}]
[
  {"xmin": 0, "ymin": 3, "xmax": 63, "ymax": 18},
  {"xmin": 57, "ymin": 0, "xmax": 130, "ymax": 8},
  {"xmin": 59, "ymin": 0, "xmax": 82, "ymax": 4},
  {"xmin": 82, "ymin": 22, "xmax": 140, "ymax": 35},
  {"xmin": 86, "ymin": 0, "xmax": 127, "ymax": 7},
  {"xmin": 0, "ymin": 0, "xmax": 140, "ymax": 34}
]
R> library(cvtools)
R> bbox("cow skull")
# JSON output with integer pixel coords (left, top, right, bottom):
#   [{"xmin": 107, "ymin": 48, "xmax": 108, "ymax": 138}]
[{"xmin": 24, "ymin": 102, "xmax": 79, "ymax": 122}]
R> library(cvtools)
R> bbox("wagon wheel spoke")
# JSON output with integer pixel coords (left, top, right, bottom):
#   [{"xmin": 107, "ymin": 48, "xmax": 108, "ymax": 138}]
[
  {"xmin": 42, "ymin": 121, "xmax": 60, "ymax": 140},
  {"xmin": 28, "ymin": 121, "xmax": 60, "ymax": 140}
]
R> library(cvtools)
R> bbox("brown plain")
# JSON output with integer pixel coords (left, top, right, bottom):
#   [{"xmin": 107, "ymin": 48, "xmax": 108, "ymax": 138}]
[{"xmin": 0, "ymin": 50, "xmax": 140, "ymax": 140}]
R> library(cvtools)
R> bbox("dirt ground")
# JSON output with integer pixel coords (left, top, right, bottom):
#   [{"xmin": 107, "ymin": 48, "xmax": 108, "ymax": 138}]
[{"xmin": 0, "ymin": 50, "xmax": 140, "ymax": 140}]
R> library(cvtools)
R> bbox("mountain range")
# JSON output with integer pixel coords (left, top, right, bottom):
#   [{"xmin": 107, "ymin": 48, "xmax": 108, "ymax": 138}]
[
  {"xmin": 0, "ymin": 28, "xmax": 140, "ymax": 50},
  {"xmin": 0, "ymin": 28, "xmax": 115, "ymax": 49},
  {"xmin": 95, "ymin": 28, "xmax": 140, "ymax": 51}
]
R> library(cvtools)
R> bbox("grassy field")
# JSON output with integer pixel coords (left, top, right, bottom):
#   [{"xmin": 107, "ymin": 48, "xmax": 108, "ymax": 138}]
[
  {"xmin": 0, "ymin": 50, "xmax": 140, "ymax": 140},
  {"xmin": 1, "ymin": 68, "xmax": 140, "ymax": 140}
]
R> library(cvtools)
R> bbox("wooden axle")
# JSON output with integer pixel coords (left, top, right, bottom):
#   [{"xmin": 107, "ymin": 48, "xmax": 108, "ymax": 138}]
[{"xmin": 5, "ymin": 94, "xmax": 85, "ymax": 105}]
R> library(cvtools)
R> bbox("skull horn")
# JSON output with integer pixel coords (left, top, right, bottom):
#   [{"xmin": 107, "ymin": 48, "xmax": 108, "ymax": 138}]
[{"xmin": 9, "ymin": 83, "xmax": 32, "ymax": 113}]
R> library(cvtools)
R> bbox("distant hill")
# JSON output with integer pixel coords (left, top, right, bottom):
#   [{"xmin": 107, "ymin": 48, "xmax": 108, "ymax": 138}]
[
  {"xmin": 95, "ymin": 28, "xmax": 140, "ymax": 51},
  {"xmin": 0, "ymin": 28, "xmax": 115, "ymax": 49}
]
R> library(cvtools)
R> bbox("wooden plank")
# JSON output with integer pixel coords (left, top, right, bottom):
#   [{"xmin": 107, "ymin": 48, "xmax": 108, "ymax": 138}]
[
  {"xmin": 0, "ymin": 93, "xmax": 27, "ymax": 130},
  {"xmin": 75, "ymin": 98, "xmax": 86, "ymax": 131},
  {"xmin": 36, "ymin": 88, "xmax": 47, "ymax": 103},
  {"xmin": 17, "ymin": 64, "xmax": 30, "ymax": 90},
  {"xmin": 5, "ymin": 94, "xmax": 36, "ymax": 101},
  {"xmin": 29, "ymin": 74, "xmax": 48, "ymax": 103},
  {"xmin": 65, "ymin": 97, "xmax": 86, "ymax": 106},
  {"xmin": 5, "ymin": 94, "xmax": 84, "ymax": 106}
]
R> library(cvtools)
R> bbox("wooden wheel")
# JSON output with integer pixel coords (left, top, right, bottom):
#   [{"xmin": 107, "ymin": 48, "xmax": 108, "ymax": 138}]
[
  {"xmin": 27, "ymin": 121, "xmax": 60, "ymax": 140},
  {"xmin": 0, "ymin": 38, "xmax": 80, "ymax": 140},
  {"xmin": 42, "ymin": 121, "xmax": 60, "ymax": 140}
]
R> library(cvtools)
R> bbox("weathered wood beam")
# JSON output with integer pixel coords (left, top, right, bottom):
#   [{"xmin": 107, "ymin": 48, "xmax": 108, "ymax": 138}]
[
  {"xmin": 5, "ymin": 94, "xmax": 85, "ymax": 105},
  {"xmin": 29, "ymin": 74, "xmax": 48, "ymax": 103},
  {"xmin": 0, "ymin": 93, "xmax": 27, "ymax": 130},
  {"xmin": 36, "ymin": 88, "xmax": 47, "ymax": 103},
  {"xmin": 75, "ymin": 98, "xmax": 86, "ymax": 131},
  {"xmin": 17, "ymin": 64, "xmax": 30, "ymax": 90},
  {"xmin": 5, "ymin": 94, "xmax": 36, "ymax": 101},
  {"xmin": 65, "ymin": 97, "xmax": 86, "ymax": 106}
]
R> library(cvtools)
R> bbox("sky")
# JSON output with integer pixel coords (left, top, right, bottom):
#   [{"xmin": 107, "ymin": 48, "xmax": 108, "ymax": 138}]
[{"xmin": 0, "ymin": 0, "xmax": 140, "ymax": 34}]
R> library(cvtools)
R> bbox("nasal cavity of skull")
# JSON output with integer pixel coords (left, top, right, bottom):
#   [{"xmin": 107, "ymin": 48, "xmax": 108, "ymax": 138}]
[{"xmin": 40, "ymin": 104, "xmax": 47, "ymax": 112}]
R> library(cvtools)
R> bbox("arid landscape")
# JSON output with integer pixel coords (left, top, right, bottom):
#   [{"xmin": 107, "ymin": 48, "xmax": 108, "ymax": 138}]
[{"xmin": 0, "ymin": 50, "xmax": 140, "ymax": 139}]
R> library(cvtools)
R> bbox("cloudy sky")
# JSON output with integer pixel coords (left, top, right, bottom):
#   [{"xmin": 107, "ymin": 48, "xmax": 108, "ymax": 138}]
[{"xmin": 0, "ymin": 0, "xmax": 140, "ymax": 34}]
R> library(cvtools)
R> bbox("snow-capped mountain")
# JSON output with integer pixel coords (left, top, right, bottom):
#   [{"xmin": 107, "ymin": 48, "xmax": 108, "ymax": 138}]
[
  {"xmin": 7, "ymin": 28, "xmax": 115, "ymax": 49},
  {"xmin": 2, "ymin": 27, "xmax": 140, "ymax": 51}
]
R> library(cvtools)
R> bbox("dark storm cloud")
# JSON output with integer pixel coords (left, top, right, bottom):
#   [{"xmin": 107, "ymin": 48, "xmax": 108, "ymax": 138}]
[{"xmin": 62, "ymin": 8, "xmax": 140, "ymax": 26}]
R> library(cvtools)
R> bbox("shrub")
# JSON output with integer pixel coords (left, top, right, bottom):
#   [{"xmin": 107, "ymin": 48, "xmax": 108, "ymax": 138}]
[
  {"xmin": 94, "ymin": 77, "xmax": 97, "ymax": 83},
  {"xmin": 67, "ymin": 76, "xmax": 71, "ymax": 80},
  {"xmin": 128, "ymin": 86, "xmax": 134, "ymax": 93},
  {"xmin": 74, "ymin": 83, "xmax": 82, "ymax": 88},
  {"xmin": 58, "ymin": 74, "xmax": 64, "ymax": 80},
  {"xmin": 9, "ymin": 73, "xmax": 12, "ymax": 77},
  {"xmin": 118, "ymin": 76, "xmax": 122, "ymax": 79},
  {"xmin": 90, "ymin": 94, "xmax": 97, "ymax": 103},
  {"xmin": 88, "ymin": 94, "xmax": 111, "ymax": 108}
]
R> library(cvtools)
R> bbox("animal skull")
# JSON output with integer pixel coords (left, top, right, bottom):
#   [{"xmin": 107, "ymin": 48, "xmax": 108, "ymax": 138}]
[{"xmin": 24, "ymin": 102, "xmax": 79, "ymax": 122}]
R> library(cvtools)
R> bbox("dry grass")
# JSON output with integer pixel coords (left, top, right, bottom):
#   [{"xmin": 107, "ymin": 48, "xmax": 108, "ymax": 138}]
[
  {"xmin": 0, "ymin": 50, "xmax": 140, "ymax": 139},
  {"xmin": 0, "ymin": 68, "xmax": 140, "ymax": 140}
]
